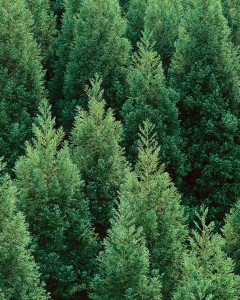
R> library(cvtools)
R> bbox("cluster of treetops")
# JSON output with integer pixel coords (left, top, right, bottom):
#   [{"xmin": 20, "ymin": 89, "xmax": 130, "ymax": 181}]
[{"xmin": 1, "ymin": 0, "xmax": 240, "ymax": 299}]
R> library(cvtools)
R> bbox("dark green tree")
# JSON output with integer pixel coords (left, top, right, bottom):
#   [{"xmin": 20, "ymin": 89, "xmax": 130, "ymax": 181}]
[
  {"xmin": 126, "ymin": 0, "xmax": 148, "ymax": 50},
  {"xmin": 49, "ymin": 0, "xmax": 82, "ymax": 105},
  {"xmin": 25, "ymin": 0, "xmax": 57, "ymax": 70},
  {"xmin": 0, "ymin": 0, "xmax": 45, "ymax": 170},
  {"xmin": 63, "ymin": 0, "xmax": 131, "ymax": 130},
  {"xmin": 122, "ymin": 35, "xmax": 186, "ymax": 186},
  {"xmin": 15, "ymin": 100, "xmax": 98, "ymax": 299},
  {"xmin": 120, "ymin": 121, "xmax": 187, "ymax": 299},
  {"xmin": 222, "ymin": 0, "xmax": 240, "ymax": 45},
  {"xmin": 223, "ymin": 200, "xmax": 240, "ymax": 275},
  {"xmin": 50, "ymin": 0, "xmax": 64, "ymax": 27},
  {"xmin": 144, "ymin": 0, "xmax": 183, "ymax": 72},
  {"xmin": 173, "ymin": 209, "xmax": 240, "ymax": 300},
  {"xmin": 90, "ymin": 194, "xmax": 162, "ymax": 300},
  {"xmin": 170, "ymin": 0, "xmax": 240, "ymax": 224},
  {"xmin": 0, "ymin": 161, "xmax": 49, "ymax": 300},
  {"xmin": 71, "ymin": 76, "xmax": 128, "ymax": 236}
]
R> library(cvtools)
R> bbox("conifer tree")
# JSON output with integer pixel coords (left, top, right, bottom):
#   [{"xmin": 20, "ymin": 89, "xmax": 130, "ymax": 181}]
[
  {"xmin": 15, "ymin": 100, "xmax": 98, "ymax": 299},
  {"xmin": 50, "ymin": 0, "xmax": 64, "ymax": 26},
  {"xmin": 126, "ymin": 0, "xmax": 148, "ymax": 50},
  {"xmin": 122, "ymin": 35, "xmax": 185, "ymax": 185},
  {"xmin": 173, "ymin": 209, "xmax": 240, "ymax": 300},
  {"xmin": 25, "ymin": 0, "xmax": 57, "ymax": 69},
  {"xmin": 71, "ymin": 76, "xmax": 128, "ymax": 236},
  {"xmin": 63, "ymin": 0, "xmax": 131, "ymax": 130},
  {"xmin": 49, "ymin": 0, "xmax": 82, "ymax": 105},
  {"xmin": 222, "ymin": 0, "xmax": 240, "ymax": 45},
  {"xmin": 223, "ymin": 201, "xmax": 240, "ymax": 275},
  {"xmin": 0, "ymin": 160, "xmax": 49, "ymax": 300},
  {"xmin": 119, "ymin": 121, "xmax": 187, "ymax": 299},
  {"xmin": 0, "ymin": 0, "xmax": 45, "ymax": 170},
  {"xmin": 90, "ymin": 195, "xmax": 162, "ymax": 300},
  {"xmin": 144, "ymin": 0, "xmax": 183, "ymax": 72},
  {"xmin": 170, "ymin": 0, "xmax": 240, "ymax": 224}
]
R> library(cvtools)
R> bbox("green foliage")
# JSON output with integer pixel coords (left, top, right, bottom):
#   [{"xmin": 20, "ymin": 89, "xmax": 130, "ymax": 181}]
[
  {"xmin": 173, "ymin": 209, "xmax": 240, "ymax": 300},
  {"xmin": 49, "ymin": 0, "xmax": 82, "ymax": 105},
  {"xmin": 120, "ymin": 121, "xmax": 187, "ymax": 299},
  {"xmin": 222, "ymin": 0, "xmax": 240, "ymax": 45},
  {"xmin": 71, "ymin": 76, "xmax": 128, "ymax": 236},
  {"xmin": 223, "ymin": 200, "xmax": 240, "ymax": 275},
  {"xmin": 90, "ymin": 194, "xmax": 162, "ymax": 300},
  {"xmin": 144, "ymin": 0, "xmax": 183, "ymax": 72},
  {"xmin": 170, "ymin": 0, "xmax": 240, "ymax": 224},
  {"xmin": 25, "ymin": 0, "xmax": 57, "ymax": 69},
  {"xmin": 15, "ymin": 100, "xmax": 98, "ymax": 299},
  {"xmin": 0, "ymin": 0, "xmax": 45, "ymax": 170},
  {"xmin": 122, "ymin": 35, "xmax": 186, "ymax": 185},
  {"xmin": 0, "ymin": 161, "xmax": 49, "ymax": 300},
  {"xmin": 126, "ymin": 0, "xmax": 148, "ymax": 50},
  {"xmin": 63, "ymin": 0, "xmax": 131, "ymax": 130}
]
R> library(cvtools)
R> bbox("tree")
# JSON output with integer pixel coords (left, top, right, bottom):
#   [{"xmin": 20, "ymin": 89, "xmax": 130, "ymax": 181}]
[
  {"xmin": 71, "ymin": 77, "xmax": 128, "ymax": 237},
  {"xmin": 170, "ymin": 0, "xmax": 240, "ymax": 225},
  {"xmin": 173, "ymin": 209, "xmax": 240, "ymax": 300},
  {"xmin": 0, "ymin": 0, "xmax": 45, "ymax": 170},
  {"xmin": 15, "ymin": 100, "xmax": 98, "ymax": 299},
  {"xmin": 126, "ymin": 0, "xmax": 148, "ymax": 50},
  {"xmin": 144, "ymin": 0, "xmax": 183, "ymax": 72},
  {"xmin": 222, "ymin": 0, "xmax": 240, "ymax": 45},
  {"xmin": 49, "ymin": 0, "xmax": 82, "ymax": 106},
  {"xmin": 122, "ymin": 35, "xmax": 186, "ymax": 186},
  {"xmin": 0, "ymin": 160, "xmax": 49, "ymax": 300},
  {"xmin": 119, "ymin": 121, "xmax": 187, "ymax": 299},
  {"xmin": 25, "ymin": 0, "xmax": 57, "ymax": 70},
  {"xmin": 63, "ymin": 0, "xmax": 131, "ymax": 131},
  {"xmin": 223, "ymin": 200, "xmax": 240, "ymax": 275},
  {"xmin": 90, "ymin": 193, "xmax": 162, "ymax": 300},
  {"xmin": 50, "ymin": 0, "xmax": 64, "ymax": 27}
]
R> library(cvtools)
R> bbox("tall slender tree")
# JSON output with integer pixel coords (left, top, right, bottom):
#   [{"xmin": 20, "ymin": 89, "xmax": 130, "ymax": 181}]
[
  {"xmin": 0, "ymin": 0, "xmax": 45, "ymax": 170},
  {"xmin": 25, "ymin": 0, "xmax": 57, "ymax": 70},
  {"xmin": 63, "ymin": 0, "xmax": 131, "ymax": 130},
  {"xmin": 49, "ymin": 0, "xmax": 82, "ymax": 105},
  {"xmin": 15, "ymin": 100, "xmax": 98, "ymax": 299},
  {"xmin": 122, "ymin": 35, "xmax": 186, "ymax": 186},
  {"xmin": 170, "ymin": 0, "xmax": 240, "ymax": 224},
  {"xmin": 222, "ymin": 0, "xmax": 240, "ymax": 45},
  {"xmin": 144, "ymin": 0, "xmax": 183, "ymax": 72},
  {"xmin": 223, "ymin": 200, "xmax": 240, "ymax": 275},
  {"xmin": 71, "ymin": 76, "xmax": 128, "ymax": 237},
  {"xmin": 120, "ymin": 121, "xmax": 187, "ymax": 299},
  {"xmin": 90, "ymin": 193, "xmax": 162, "ymax": 300},
  {"xmin": 126, "ymin": 0, "xmax": 148, "ymax": 50},
  {"xmin": 173, "ymin": 209, "xmax": 240, "ymax": 300},
  {"xmin": 0, "ymin": 160, "xmax": 49, "ymax": 300}
]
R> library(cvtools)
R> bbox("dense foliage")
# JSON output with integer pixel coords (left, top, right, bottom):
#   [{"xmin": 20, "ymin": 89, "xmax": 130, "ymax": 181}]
[{"xmin": 1, "ymin": 0, "xmax": 240, "ymax": 299}]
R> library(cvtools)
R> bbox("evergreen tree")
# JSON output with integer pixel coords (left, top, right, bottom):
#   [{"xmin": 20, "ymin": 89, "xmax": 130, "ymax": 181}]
[
  {"xmin": 63, "ymin": 0, "xmax": 131, "ymax": 130},
  {"xmin": 0, "ymin": 160, "xmax": 49, "ymax": 300},
  {"xmin": 120, "ymin": 121, "xmax": 187, "ymax": 299},
  {"xmin": 15, "ymin": 100, "xmax": 98, "ymax": 299},
  {"xmin": 0, "ymin": 0, "xmax": 45, "ymax": 170},
  {"xmin": 170, "ymin": 0, "xmax": 240, "ymax": 224},
  {"xmin": 90, "ymin": 194, "xmax": 162, "ymax": 300},
  {"xmin": 50, "ymin": 0, "xmax": 64, "ymax": 27},
  {"xmin": 144, "ymin": 0, "xmax": 183, "ymax": 72},
  {"xmin": 71, "ymin": 76, "xmax": 128, "ymax": 236},
  {"xmin": 222, "ymin": 0, "xmax": 240, "ymax": 45},
  {"xmin": 223, "ymin": 200, "xmax": 240, "ymax": 275},
  {"xmin": 25, "ymin": 0, "xmax": 57, "ymax": 70},
  {"xmin": 173, "ymin": 209, "xmax": 240, "ymax": 300},
  {"xmin": 126, "ymin": 0, "xmax": 148, "ymax": 50},
  {"xmin": 122, "ymin": 35, "xmax": 185, "ymax": 186},
  {"xmin": 49, "ymin": 0, "xmax": 82, "ymax": 105}
]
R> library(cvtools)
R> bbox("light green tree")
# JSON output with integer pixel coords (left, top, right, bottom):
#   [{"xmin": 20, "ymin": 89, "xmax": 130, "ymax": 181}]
[
  {"xmin": 15, "ymin": 100, "xmax": 98, "ymax": 299},
  {"xmin": 0, "ymin": 161, "xmax": 49, "ymax": 300}
]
